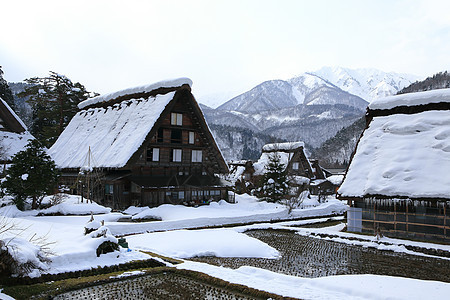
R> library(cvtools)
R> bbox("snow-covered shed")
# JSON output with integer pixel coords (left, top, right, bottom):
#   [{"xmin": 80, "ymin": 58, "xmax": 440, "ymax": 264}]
[
  {"xmin": 338, "ymin": 88, "xmax": 450, "ymax": 243},
  {"xmin": 0, "ymin": 97, "xmax": 34, "ymax": 166},
  {"xmin": 49, "ymin": 78, "xmax": 230, "ymax": 208}
]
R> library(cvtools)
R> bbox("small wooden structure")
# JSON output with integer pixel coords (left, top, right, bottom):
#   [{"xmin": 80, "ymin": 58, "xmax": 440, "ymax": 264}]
[
  {"xmin": 339, "ymin": 89, "xmax": 450, "ymax": 243},
  {"xmin": 49, "ymin": 78, "xmax": 231, "ymax": 209}
]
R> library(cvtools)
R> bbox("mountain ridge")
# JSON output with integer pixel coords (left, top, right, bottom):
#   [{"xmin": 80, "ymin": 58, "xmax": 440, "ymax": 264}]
[{"xmin": 204, "ymin": 67, "xmax": 419, "ymax": 162}]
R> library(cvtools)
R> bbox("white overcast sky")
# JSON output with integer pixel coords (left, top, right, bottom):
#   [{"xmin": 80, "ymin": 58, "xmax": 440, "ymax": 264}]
[{"xmin": 1, "ymin": 0, "xmax": 450, "ymax": 105}]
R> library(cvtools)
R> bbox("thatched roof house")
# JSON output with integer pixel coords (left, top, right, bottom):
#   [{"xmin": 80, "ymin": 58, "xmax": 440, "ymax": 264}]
[
  {"xmin": 253, "ymin": 142, "xmax": 313, "ymax": 177},
  {"xmin": 0, "ymin": 97, "xmax": 34, "ymax": 165},
  {"xmin": 49, "ymin": 78, "xmax": 230, "ymax": 208},
  {"xmin": 338, "ymin": 88, "xmax": 450, "ymax": 243}
]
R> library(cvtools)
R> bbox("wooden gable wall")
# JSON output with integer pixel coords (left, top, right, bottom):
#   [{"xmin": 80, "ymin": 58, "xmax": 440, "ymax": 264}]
[
  {"xmin": 126, "ymin": 87, "xmax": 228, "ymax": 177},
  {"xmin": 0, "ymin": 100, "xmax": 26, "ymax": 133}
]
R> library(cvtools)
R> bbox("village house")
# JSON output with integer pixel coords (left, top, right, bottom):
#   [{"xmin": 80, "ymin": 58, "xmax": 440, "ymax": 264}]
[
  {"xmin": 48, "ymin": 78, "xmax": 231, "ymax": 209},
  {"xmin": 338, "ymin": 88, "xmax": 450, "ymax": 243},
  {"xmin": 229, "ymin": 142, "xmax": 329, "ymax": 194},
  {"xmin": 0, "ymin": 97, "xmax": 34, "ymax": 169}
]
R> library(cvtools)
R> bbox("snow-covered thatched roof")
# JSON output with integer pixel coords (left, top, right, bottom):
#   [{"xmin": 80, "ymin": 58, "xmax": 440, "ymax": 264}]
[
  {"xmin": 254, "ymin": 141, "xmax": 309, "ymax": 176},
  {"xmin": 78, "ymin": 78, "xmax": 192, "ymax": 109},
  {"xmin": 369, "ymin": 88, "xmax": 450, "ymax": 110},
  {"xmin": 254, "ymin": 151, "xmax": 294, "ymax": 176},
  {"xmin": 0, "ymin": 98, "xmax": 34, "ymax": 162},
  {"xmin": 339, "ymin": 89, "xmax": 450, "ymax": 199},
  {"xmin": 49, "ymin": 78, "xmax": 191, "ymax": 169},
  {"xmin": 262, "ymin": 142, "xmax": 304, "ymax": 152}
]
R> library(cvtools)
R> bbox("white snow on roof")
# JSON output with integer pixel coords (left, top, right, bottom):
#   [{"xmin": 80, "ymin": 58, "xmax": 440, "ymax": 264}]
[
  {"xmin": 369, "ymin": 88, "xmax": 450, "ymax": 110},
  {"xmin": 0, "ymin": 131, "xmax": 34, "ymax": 161},
  {"xmin": 338, "ymin": 110, "xmax": 450, "ymax": 199},
  {"xmin": 262, "ymin": 141, "xmax": 304, "ymax": 152},
  {"xmin": 327, "ymin": 174, "xmax": 344, "ymax": 186},
  {"xmin": 0, "ymin": 97, "xmax": 34, "ymax": 161},
  {"xmin": 78, "ymin": 77, "xmax": 192, "ymax": 109},
  {"xmin": 49, "ymin": 92, "xmax": 175, "ymax": 168},
  {"xmin": 254, "ymin": 151, "xmax": 293, "ymax": 176}
]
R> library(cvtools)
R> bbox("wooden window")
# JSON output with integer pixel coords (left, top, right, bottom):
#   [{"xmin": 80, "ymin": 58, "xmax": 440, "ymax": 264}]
[
  {"xmin": 292, "ymin": 162, "xmax": 299, "ymax": 170},
  {"xmin": 157, "ymin": 128, "xmax": 164, "ymax": 143},
  {"xmin": 105, "ymin": 184, "xmax": 113, "ymax": 194},
  {"xmin": 171, "ymin": 129, "xmax": 182, "ymax": 143},
  {"xmin": 146, "ymin": 148, "xmax": 159, "ymax": 162},
  {"xmin": 172, "ymin": 149, "xmax": 182, "ymax": 162},
  {"xmin": 189, "ymin": 131, "xmax": 195, "ymax": 144},
  {"xmin": 192, "ymin": 150, "xmax": 202, "ymax": 162},
  {"xmin": 171, "ymin": 113, "xmax": 183, "ymax": 126},
  {"xmin": 152, "ymin": 148, "xmax": 159, "ymax": 161}
]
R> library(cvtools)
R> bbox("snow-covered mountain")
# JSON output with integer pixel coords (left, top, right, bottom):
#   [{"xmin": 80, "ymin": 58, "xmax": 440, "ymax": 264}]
[
  {"xmin": 217, "ymin": 67, "xmax": 420, "ymax": 113},
  {"xmin": 217, "ymin": 74, "xmax": 367, "ymax": 112},
  {"xmin": 311, "ymin": 66, "xmax": 421, "ymax": 102},
  {"xmin": 205, "ymin": 67, "xmax": 420, "ymax": 162},
  {"xmin": 217, "ymin": 80, "xmax": 301, "ymax": 112}
]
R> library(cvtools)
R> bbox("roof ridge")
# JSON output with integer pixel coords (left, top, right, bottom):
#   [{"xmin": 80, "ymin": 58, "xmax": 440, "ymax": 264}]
[{"xmin": 78, "ymin": 77, "xmax": 192, "ymax": 110}]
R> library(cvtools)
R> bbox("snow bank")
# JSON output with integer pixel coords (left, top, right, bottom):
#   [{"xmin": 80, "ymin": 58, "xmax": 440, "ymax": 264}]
[
  {"xmin": 108, "ymin": 195, "xmax": 347, "ymax": 236},
  {"xmin": 78, "ymin": 77, "xmax": 192, "ymax": 109},
  {"xmin": 0, "ymin": 194, "xmax": 110, "ymax": 217},
  {"xmin": 2, "ymin": 236, "xmax": 48, "ymax": 277},
  {"xmin": 39, "ymin": 195, "xmax": 111, "ymax": 215},
  {"xmin": 339, "ymin": 110, "xmax": 450, "ymax": 198},
  {"xmin": 130, "ymin": 196, "xmax": 281, "ymax": 221},
  {"xmin": 127, "ymin": 228, "xmax": 279, "ymax": 259},
  {"xmin": 178, "ymin": 261, "xmax": 450, "ymax": 300},
  {"xmin": 369, "ymin": 88, "xmax": 450, "ymax": 110}
]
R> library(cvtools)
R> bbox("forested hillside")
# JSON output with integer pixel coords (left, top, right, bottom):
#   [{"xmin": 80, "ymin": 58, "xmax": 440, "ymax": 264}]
[{"xmin": 397, "ymin": 71, "xmax": 450, "ymax": 94}]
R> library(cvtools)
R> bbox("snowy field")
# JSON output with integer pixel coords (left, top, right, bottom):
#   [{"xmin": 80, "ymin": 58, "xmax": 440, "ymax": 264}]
[{"xmin": 1, "ymin": 193, "xmax": 449, "ymax": 299}]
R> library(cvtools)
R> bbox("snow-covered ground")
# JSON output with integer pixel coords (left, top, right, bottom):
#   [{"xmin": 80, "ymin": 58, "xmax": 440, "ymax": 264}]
[
  {"xmin": 1, "ymin": 193, "xmax": 449, "ymax": 300},
  {"xmin": 178, "ymin": 261, "xmax": 449, "ymax": 300}
]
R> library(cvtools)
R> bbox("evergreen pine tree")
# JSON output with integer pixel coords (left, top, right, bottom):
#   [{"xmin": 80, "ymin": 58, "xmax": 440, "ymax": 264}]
[
  {"xmin": 2, "ymin": 139, "xmax": 59, "ymax": 210},
  {"xmin": 259, "ymin": 153, "xmax": 289, "ymax": 202},
  {"xmin": 18, "ymin": 71, "xmax": 95, "ymax": 147},
  {"xmin": 0, "ymin": 66, "xmax": 15, "ymax": 110}
]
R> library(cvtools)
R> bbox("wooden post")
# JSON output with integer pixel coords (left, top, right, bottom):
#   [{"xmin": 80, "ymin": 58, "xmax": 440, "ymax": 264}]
[
  {"xmin": 406, "ymin": 201, "xmax": 409, "ymax": 233},
  {"xmin": 444, "ymin": 204, "xmax": 447, "ymax": 237},
  {"xmin": 394, "ymin": 202, "xmax": 397, "ymax": 232},
  {"xmin": 373, "ymin": 199, "xmax": 376, "ymax": 234}
]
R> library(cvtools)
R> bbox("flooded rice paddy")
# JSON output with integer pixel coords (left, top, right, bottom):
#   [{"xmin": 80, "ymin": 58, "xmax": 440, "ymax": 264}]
[
  {"xmin": 193, "ymin": 229, "xmax": 450, "ymax": 283},
  {"xmin": 55, "ymin": 225, "xmax": 450, "ymax": 299},
  {"xmin": 53, "ymin": 272, "xmax": 265, "ymax": 300}
]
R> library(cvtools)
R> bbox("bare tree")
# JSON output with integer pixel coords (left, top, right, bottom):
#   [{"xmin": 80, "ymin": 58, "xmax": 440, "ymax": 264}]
[{"xmin": 280, "ymin": 179, "xmax": 310, "ymax": 214}]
